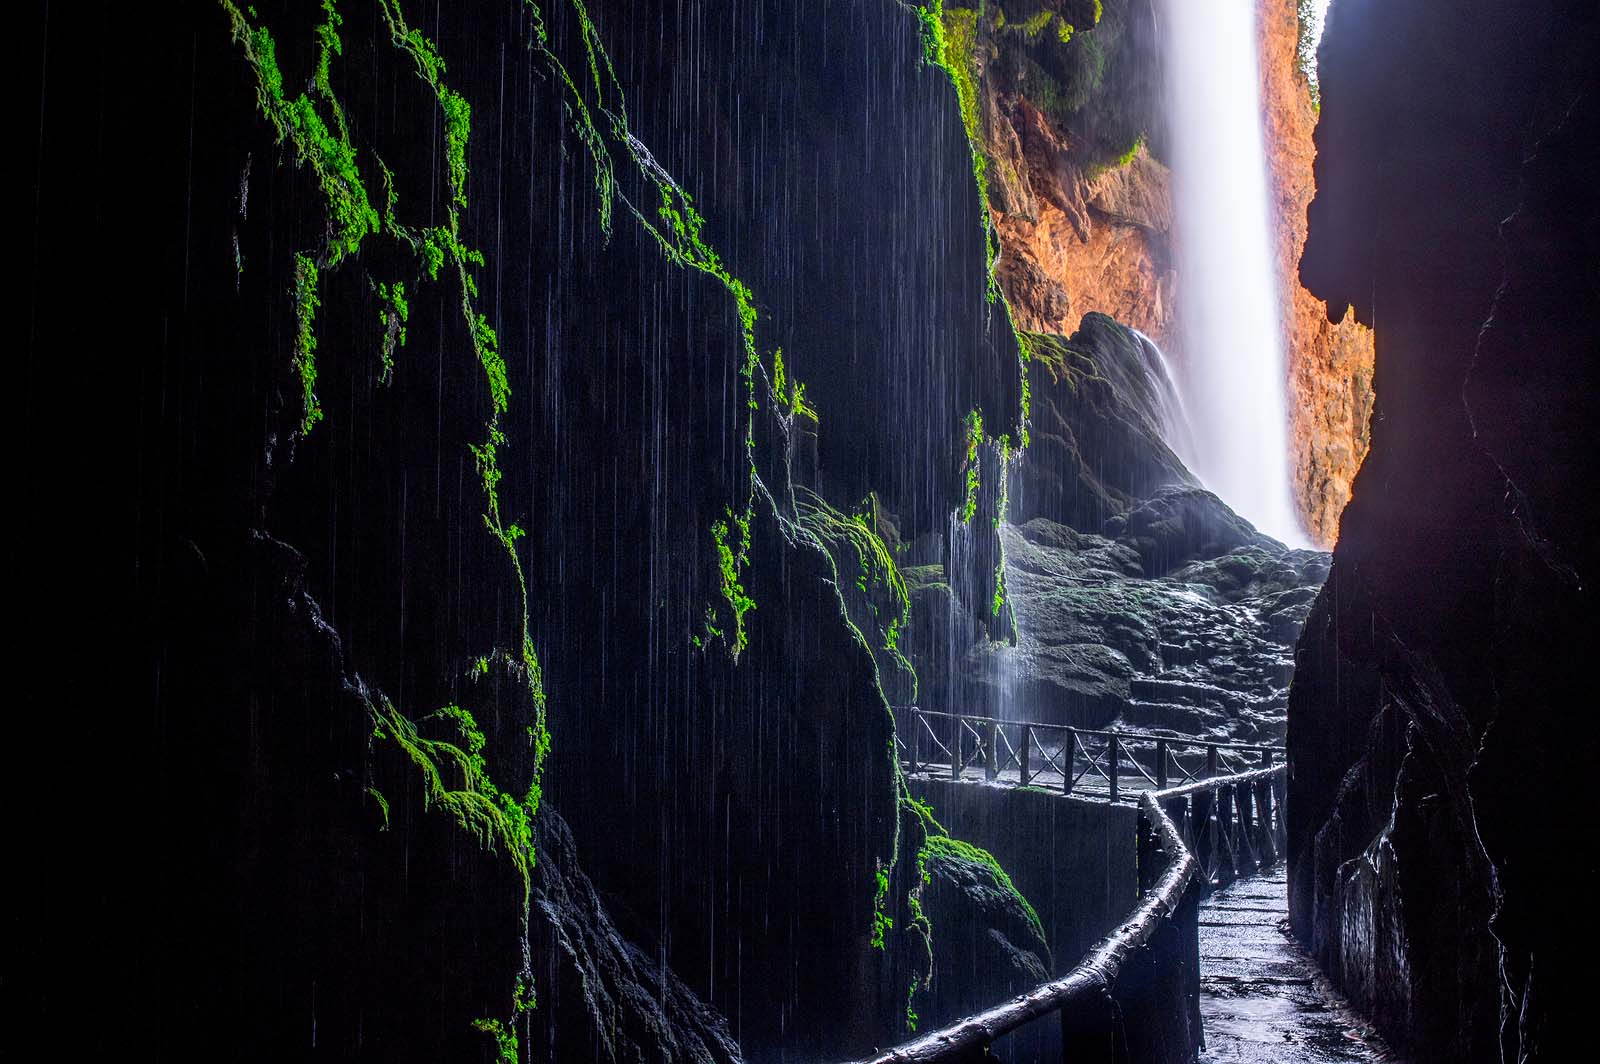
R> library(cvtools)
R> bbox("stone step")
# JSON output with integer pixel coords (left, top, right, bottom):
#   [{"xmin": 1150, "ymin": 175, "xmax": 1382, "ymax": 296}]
[
  {"xmin": 1120, "ymin": 699, "xmax": 1211, "ymax": 733},
  {"xmin": 1131, "ymin": 676, "xmax": 1237, "ymax": 709}
]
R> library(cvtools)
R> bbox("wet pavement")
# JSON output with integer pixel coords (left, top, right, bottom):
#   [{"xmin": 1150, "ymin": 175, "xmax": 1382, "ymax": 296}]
[{"xmin": 1198, "ymin": 868, "xmax": 1392, "ymax": 1063}]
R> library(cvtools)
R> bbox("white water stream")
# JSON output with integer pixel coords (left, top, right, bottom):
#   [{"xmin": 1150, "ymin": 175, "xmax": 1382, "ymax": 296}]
[{"xmin": 1166, "ymin": 0, "xmax": 1310, "ymax": 546}]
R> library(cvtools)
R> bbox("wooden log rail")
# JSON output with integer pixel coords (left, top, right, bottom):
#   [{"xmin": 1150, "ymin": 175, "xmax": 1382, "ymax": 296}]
[
  {"xmin": 901, "ymin": 707, "xmax": 1281, "ymax": 801},
  {"xmin": 860, "ymin": 764, "xmax": 1290, "ymax": 1064}
]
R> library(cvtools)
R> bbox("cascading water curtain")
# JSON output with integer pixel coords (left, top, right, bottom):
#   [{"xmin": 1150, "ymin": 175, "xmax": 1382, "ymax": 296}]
[{"xmin": 1166, "ymin": 0, "xmax": 1308, "ymax": 546}]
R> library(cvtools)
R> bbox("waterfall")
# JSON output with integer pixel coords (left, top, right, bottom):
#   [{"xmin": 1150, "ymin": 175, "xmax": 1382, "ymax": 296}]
[
  {"xmin": 1130, "ymin": 327, "xmax": 1199, "ymax": 469},
  {"xmin": 1165, "ymin": 0, "xmax": 1308, "ymax": 546}
]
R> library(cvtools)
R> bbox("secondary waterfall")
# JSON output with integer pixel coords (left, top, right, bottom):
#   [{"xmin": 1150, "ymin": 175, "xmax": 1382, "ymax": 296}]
[
  {"xmin": 1130, "ymin": 327, "xmax": 1199, "ymax": 469},
  {"xmin": 1165, "ymin": 0, "xmax": 1307, "ymax": 546}
]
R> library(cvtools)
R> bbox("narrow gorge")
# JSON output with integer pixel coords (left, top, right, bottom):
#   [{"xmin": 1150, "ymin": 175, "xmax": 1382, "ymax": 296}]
[{"xmin": 19, "ymin": 2, "xmax": 1595, "ymax": 1063}]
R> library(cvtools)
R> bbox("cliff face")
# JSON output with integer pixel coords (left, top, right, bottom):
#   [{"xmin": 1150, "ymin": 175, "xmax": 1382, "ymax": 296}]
[
  {"xmin": 28, "ymin": 1, "xmax": 1030, "ymax": 1059},
  {"xmin": 953, "ymin": 0, "xmax": 1373, "ymax": 544},
  {"xmin": 1288, "ymin": 1, "xmax": 1599, "ymax": 1060},
  {"xmin": 1257, "ymin": 0, "xmax": 1375, "ymax": 546},
  {"xmin": 960, "ymin": 2, "xmax": 1176, "ymax": 341}
]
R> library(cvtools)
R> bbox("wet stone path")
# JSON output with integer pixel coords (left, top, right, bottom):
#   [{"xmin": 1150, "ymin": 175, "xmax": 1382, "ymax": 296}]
[{"xmin": 1198, "ymin": 868, "xmax": 1391, "ymax": 1063}]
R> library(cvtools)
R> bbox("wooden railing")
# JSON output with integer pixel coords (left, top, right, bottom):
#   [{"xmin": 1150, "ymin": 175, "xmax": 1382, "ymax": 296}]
[
  {"xmin": 861, "ymin": 758, "xmax": 1289, "ymax": 1063},
  {"xmin": 901, "ymin": 707, "xmax": 1280, "ymax": 802}
]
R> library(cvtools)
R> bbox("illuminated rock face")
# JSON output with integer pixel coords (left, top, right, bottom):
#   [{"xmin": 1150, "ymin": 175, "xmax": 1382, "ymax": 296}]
[
  {"xmin": 1257, "ymin": 0, "xmax": 1375, "ymax": 547},
  {"xmin": 966, "ymin": 0, "xmax": 1373, "ymax": 544},
  {"xmin": 987, "ymin": 92, "xmax": 1178, "ymax": 343}
]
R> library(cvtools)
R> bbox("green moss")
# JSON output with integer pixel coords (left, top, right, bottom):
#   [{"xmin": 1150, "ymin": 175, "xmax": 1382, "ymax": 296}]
[
  {"xmin": 365, "ymin": 786, "xmax": 391, "ymax": 830},
  {"xmin": 1017, "ymin": 9, "xmax": 1054, "ymax": 38},
  {"xmin": 374, "ymin": 279, "xmax": 409, "ymax": 384},
  {"xmin": 472, "ymin": 979, "xmax": 535, "ymax": 1064},
  {"xmin": 371, "ymin": 697, "xmax": 534, "ymax": 889},
  {"xmin": 915, "ymin": 5, "xmax": 1034, "ymax": 457},
  {"xmin": 710, "ymin": 511, "xmax": 756, "ymax": 660},
  {"xmin": 796, "ymin": 488, "xmax": 915, "ymax": 695},
  {"xmin": 223, "ymin": 1, "xmax": 379, "ymax": 271},
  {"xmin": 1113, "ymin": 132, "xmax": 1144, "ymax": 169},
  {"xmin": 291, "ymin": 253, "xmax": 323, "ymax": 434},
  {"xmin": 226, "ymin": 23, "xmax": 555, "ymax": 1019},
  {"xmin": 922, "ymin": 833, "xmax": 1045, "ymax": 940},
  {"xmin": 991, "ymin": 434, "xmax": 1013, "ymax": 618},
  {"xmin": 871, "ymin": 865, "xmax": 894, "ymax": 949},
  {"xmin": 771, "ymin": 348, "xmax": 818, "ymax": 422},
  {"xmin": 223, "ymin": 0, "xmax": 380, "ymax": 436},
  {"xmin": 961, "ymin": 409, "xmax": 984, "ymax": 522}
]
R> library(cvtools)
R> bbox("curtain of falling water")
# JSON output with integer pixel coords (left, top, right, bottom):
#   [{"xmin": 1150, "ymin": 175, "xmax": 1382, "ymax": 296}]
[{"xmin": 1165, "ymin": 0, "xmax": 1307, "ymax": 545}]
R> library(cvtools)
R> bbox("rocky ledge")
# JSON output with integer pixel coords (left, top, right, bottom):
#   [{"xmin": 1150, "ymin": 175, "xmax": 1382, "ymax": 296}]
[{"xmin": 907, "ymin": 315, "xmax": 1328, "ymax": 744}]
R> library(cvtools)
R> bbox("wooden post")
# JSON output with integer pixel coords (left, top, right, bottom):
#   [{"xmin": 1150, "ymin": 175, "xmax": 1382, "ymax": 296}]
[
  {"xmin": 1137, "ymin": 810, "xmax": 1160, "ymax": 894},
  {"xmin": 1254, "ymin": 777, "xmax": 1278, "ymax": 866},
  {"xmin": 1064, "ymin": 729, "xmax": 1077, "ymax": 794},
  {"xmin": 1215, "ymin": 785, "xmax": 1237, "ymax": 885},
  {"xmin": 1272, "ymin": 770, "xmax": 1288, "ymax": 851},
  {"xmin": 1020, "ymin": 725, "xmax": 1032, "ymax": 786},
  {"xmin": 1156, "ymin": 738, "xmax": 1169, "ymax": 790},
  {"xmin": 1236, "ymin": 783, "xmax": 1257, "ymax": 875},
  {"xmin": 1206, "ymin": 744, "xmax": 1219, "ymax": 779},
  {"xmin": 1108, "ymin": 734, "xmax": 1121, "ymax": 802},
  {"xmin": 1193, "ymin": 787, "xmax": 1215, "ymax": 883},
  {"xmin": 984, "ymin": 720, "xmax": 998, "ymax": 781},
  {"xmin": 909, "ymin": 709, "xmax": 921, "ymax": 774},
  {"xmin": 951, "ymin": 716, "xmax": 962, "ymax": 780},
  {"xmin": 1260, "ymin": 747, "xmax": 1272, "ymax": 767}
]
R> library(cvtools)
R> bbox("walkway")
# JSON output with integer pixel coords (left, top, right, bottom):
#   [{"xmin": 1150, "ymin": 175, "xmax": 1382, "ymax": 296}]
[{"xmin": 1198, "ymin": 867, "xmax": 1391, "ymax": 1063}]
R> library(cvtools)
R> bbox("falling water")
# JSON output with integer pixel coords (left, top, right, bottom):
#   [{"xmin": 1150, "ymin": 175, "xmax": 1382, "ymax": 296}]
[
  {"xmin": 1130, "ymin": 327, "xmax": 1199, "ymax": 468},
  {"xmin": 1165, "ymin": 0, "xmax": 1307, "ymax": 546}
]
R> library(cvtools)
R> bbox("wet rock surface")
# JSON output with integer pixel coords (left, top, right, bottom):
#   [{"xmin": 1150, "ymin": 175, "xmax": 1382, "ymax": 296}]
[
  {"xmin": 916, "ymin": 837, "xmax": 1053, "ymax": 1032},
  {"xmin": 972, "ymin": 515, "xmax": 1326, "ymax": 743},
  {"xmin": 1289, "ymin": 2, "xmax": 1599, "ymax": 1059},
  {"xmin": 1199, "ymin": 869, "xmax": 1390, "ymax": 1063},
  {"xmin": 531, "ymin": 809, "xmax": 744, "ymax": 1064},
  {"xmin": 908, "ymin": 314, "xmax": 1328, "ymax": 743}
]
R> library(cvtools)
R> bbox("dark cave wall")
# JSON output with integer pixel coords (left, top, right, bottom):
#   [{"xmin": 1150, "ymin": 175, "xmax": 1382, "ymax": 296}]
[
  {"xmin": 23, "ymin": 1, "xmax": 1025, "ymax": 1060},
  {"xmin": 1288, "ymin": 1, "xmax": 1599, "ymax": 1061}
]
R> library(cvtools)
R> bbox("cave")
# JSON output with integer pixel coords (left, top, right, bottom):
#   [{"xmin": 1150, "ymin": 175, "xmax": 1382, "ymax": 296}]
[{"xmin": 18, "ymin": 2, "xmax": 1596, "ymax": 1062}]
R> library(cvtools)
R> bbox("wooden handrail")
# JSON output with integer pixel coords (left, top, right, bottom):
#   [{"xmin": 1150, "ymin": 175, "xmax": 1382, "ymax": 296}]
[
  {"xmin": 858, "ymin": 763, "xmax": 1288, "ymax": 1063},
  {"xmin": 901, "ymin": 706, "xmax": 1284, "ymax": 756}
]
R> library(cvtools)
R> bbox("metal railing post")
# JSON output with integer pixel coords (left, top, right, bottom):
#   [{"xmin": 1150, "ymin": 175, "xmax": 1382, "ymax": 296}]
[
  {"xmin": 1020, "ymin": 724, "xmax": 1032, "ymax": 786},
  {"xmin": 1108, "ymin": 733, "xmax": 1121, "ymax": 802},
  {"xmin": 1064, "ymin": 729, "xmax": 1077, "ymax": 794},
  {"xmin": 1156, "ymin": 738, "xmax": 1169, "ymax": 790},
  {"xmin": 1206, "ymin": 744, "xmax": 1219, "ymax": 779}
]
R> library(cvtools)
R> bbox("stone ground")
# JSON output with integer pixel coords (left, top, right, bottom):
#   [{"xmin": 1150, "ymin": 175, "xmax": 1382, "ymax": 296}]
[{"xmin": 1198, "ymin": 868, "xmax": 1392, "ymax": 1063}]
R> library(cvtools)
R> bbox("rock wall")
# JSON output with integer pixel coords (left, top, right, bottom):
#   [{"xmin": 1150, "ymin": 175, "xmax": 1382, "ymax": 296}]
[
  {"xmin": 1288, "ymin": 1, "xmax": 1599, "ymax": 1060},
  {"xmin": 24, "ymin": 1, "xmax": 1034, "ymax": 1059}
]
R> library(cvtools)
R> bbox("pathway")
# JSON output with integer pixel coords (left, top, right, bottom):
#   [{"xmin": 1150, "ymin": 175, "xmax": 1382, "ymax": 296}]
[{"xmin": 1198, "ymin": 867, "xmax": 1391, "ymax": 1063}]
